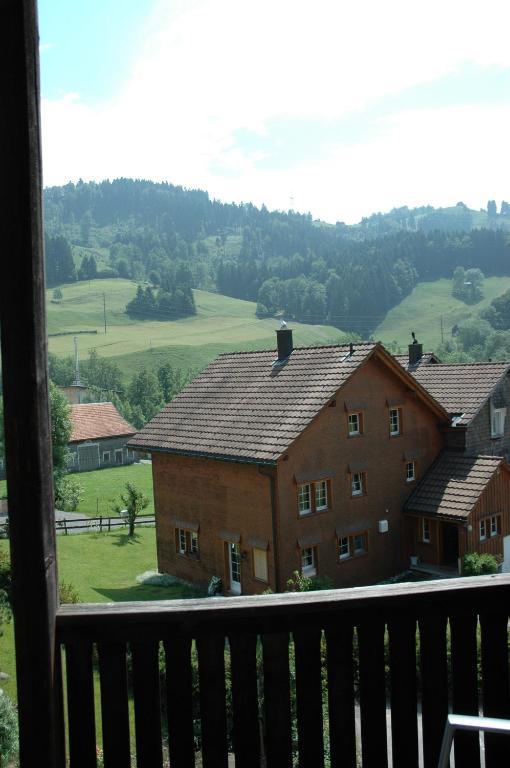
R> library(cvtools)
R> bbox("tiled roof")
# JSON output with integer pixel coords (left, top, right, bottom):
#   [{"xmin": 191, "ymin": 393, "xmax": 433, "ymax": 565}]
[
  {"xmin": 408, "ymin": 362, "xmax": 510, "ymax": 426},
  {"xmin": 129, "ymin": 341, "xmax": 447, "ymax": 463},
  {"xmin": 404, "ymin": 453, "xmax": 505, "ymax": 520},
  {"xmin": 129, "ymin": 342, "xmax": 383, "ymax": 462},
  {"xmin": 70, "ymin": 402, "xmax": 135, "ymax": 442},
  {"xmin": 394, "ymin": 352, "xmax": 440, "ymax": 370}
]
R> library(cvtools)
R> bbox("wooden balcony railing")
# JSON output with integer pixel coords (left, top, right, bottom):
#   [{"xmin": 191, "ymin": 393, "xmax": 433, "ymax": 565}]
[{"xmin": 56, "ymin": 573, "xmax": 510, "ymax": 768}]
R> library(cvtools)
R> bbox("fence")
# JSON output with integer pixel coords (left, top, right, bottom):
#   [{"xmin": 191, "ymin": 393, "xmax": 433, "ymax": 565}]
[{"xmin": 56, "ymin": 515, "xmax": 155, "ymax": 535}]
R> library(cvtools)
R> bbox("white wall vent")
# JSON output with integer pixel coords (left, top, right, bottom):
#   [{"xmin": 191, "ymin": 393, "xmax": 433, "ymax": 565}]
[{"xmin": 378, "ymin": 519, "xmax": 389, "ymax": 534}]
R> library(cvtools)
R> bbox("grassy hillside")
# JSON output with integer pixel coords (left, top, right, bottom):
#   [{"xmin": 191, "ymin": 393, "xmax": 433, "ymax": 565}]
[
  {"xmin": 374, "ymin": 276, "xmax": 510, "ymax": 351},
  {"xmin": 46, "ymin": 279, "xmax": 346, "ymax": 377}
]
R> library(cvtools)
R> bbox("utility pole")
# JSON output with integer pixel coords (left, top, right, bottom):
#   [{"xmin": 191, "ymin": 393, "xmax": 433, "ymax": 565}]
[
  {"xmin": 103, "ymin": 293, "xmax": 107, "ymax": 334},
  {"xmin": 440, "ymin": 315, "xmax": 444, "ymax": 345}
]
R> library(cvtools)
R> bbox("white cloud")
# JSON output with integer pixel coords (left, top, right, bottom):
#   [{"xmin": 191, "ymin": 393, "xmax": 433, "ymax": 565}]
[{"xmin": 41, "ymin": 0, "xmax": 510, "ymax": 221}]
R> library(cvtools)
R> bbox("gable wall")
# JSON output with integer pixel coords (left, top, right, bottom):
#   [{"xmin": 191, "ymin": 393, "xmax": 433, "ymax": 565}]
[
  {"xmin": 466, "ymin": 467, "xmax": 510, "ymax": 558},
  {"xmin": 152, "ymin": 453, "xmax": 275, "ymax": 594},
  {"xmin": 275, "ymin": 353, "xmax": 444, "ymax": 587},
  {"xmin": 466, "ymin": 375, "xmax": 510, "ymax": 458}
]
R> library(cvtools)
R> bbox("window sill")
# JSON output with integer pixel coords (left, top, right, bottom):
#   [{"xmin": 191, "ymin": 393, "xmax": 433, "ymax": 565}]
[
  {"xmin": 302, "ymin": 569, "xmax": 316, "ymax": 577},
  {"xmin": 338, "ymin": 551, "xmax": 367, "ymax": 564},
  {"xmin": 351, "ymin": 492, "xmax": 365, "ymax": 499},
  {"xmin": 348, "ymin": 433, "xmax": 362, "ymax": 438},
  {"xmin": 177, "ymin": 552, "xmax": 200, "ymax": 560},
  {"xmin": 298, "ymin": 508, "xmax": 330, "ymax": 518}
]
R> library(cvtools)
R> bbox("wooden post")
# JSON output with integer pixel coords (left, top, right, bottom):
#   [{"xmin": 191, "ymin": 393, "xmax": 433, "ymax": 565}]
[{"xmin": 0, "ymin": 1, "xmax": 61, "ymax": 765}]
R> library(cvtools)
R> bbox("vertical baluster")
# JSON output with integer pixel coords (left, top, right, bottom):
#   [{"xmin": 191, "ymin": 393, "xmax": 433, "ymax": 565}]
[
  {"xmin": 450, "ymin": 613, "xmax": 480, "ymax": 768},
  {"xmin": 65, "ymin": 641, "xmax": 97, "ymax": 768},
  {"xmin": 389, "ymin": 616, "xmax": 418, "ymax": 768},
  {"xmin": 98, "ymin": 642, "xmax": 131, "ymax": 768},
  {"xmin": 230, "ymin": 634, "xmax": 260, "ymax": 768},
  {"xmin": 419, "ymin": 614, "xmax": 448, "ymax": 768},
  {"xmin": 294, "ymin": 628, "xmax": 324, "ymax": 768},
  {"xmin": 480, "ymin": 611, "xmax": 510, "ymax": 767},
  {"xmin": 131, "ymin": 640, "xmax": 163, "ymax": 768},
  {"xmin": 262, "ymin": 632, "xmax": 293, "ymax": 768},
  {"xmin": 163, "ymin": 636, "xmax": 195, "ymax": 768},
  {"xmin": 325, "ymin": 624, "xmax": 356, "ymax": 768},
  {"xmin": 358, "ymin": 621, "xmax": 388, "ymax": 768},
  {"xmin": 196, "ymin": 634, "xmax": 228, "ymax": 768}
]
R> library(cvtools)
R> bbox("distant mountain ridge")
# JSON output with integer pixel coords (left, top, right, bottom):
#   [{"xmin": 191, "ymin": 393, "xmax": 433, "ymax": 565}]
[{"xmin": 43, "ymin": 179, "xmax": 510, "ymax": 335}]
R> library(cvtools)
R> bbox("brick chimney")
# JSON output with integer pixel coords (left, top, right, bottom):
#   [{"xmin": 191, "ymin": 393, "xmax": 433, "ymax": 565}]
[
  {"xmin": 276, "ymin": 324, "xmax": 293, "ymax": 360},
  {"xmin": 408, "ymin": 332, "xmax": 423, "ymax": 366}
]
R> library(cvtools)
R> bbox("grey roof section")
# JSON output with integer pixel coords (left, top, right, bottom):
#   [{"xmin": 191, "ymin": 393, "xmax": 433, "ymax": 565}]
[
  {"xmin": 408, "ymin": 362, "xmax": 510, "ymax": 426},
  {"xmin": 404, "ymin": 453, "xmax": 505, "ymax": 520},
  {"xmin": 129, "ymin": 342, "xmax": 382, "ymax": 462},
  {"xmin": 394, "ymin": 352, "xmax": 440, "ymax": 370}
]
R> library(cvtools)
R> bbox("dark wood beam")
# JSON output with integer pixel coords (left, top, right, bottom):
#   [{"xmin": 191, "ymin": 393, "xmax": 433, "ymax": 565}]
[{"xmin": 0, "ymin": 1, "xmax": 60, "ymax": 766}]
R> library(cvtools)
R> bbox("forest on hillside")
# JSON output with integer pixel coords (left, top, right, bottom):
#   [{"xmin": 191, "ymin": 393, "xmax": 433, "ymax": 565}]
[{"xmin": 44, "ymin": 179, "xmax": 510, "ymax": 332}]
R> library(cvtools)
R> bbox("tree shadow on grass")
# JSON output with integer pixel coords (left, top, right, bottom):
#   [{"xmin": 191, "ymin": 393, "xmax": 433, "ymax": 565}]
[
  {"xmin": 111, "ymin": 533, "xmax": 142, "ymax": 547},
  {"xmin": 93, "ymin": 583, "xmax": 203, "ymax": 602}
]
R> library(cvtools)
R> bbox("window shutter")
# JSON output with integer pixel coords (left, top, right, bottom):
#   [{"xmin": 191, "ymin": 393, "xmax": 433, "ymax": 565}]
[{"xmin": 253, "ymin": 548, "xmax": 268, "ymax": 581}]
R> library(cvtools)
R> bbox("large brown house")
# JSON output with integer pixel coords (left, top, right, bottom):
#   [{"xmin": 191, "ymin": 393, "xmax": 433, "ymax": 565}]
[{"xmin": 130, "ymin": 331, "xmax": 452, "ymax": 594}]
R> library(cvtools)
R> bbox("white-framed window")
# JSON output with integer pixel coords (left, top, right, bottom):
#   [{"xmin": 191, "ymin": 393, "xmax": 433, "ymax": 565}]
[
  {"xmin": 315, "ymin": 481, "xmax": 328, "ymax": 511},
  {"xmin": 298, "ymin": 483, "xmax": 311, "ymax": 515},
  {"xmin": 422, "ymin": 519, "xmax": 430, "ymax": 543},
  {"xmin": 338, "ymin": 531, "xmax": 368, "ymax": 561},
  {"xmin": 406, "ymin": 461, "xmax": 415, "ymax": 482},
  {"xmin": 351, "ymin": 472, "xmax": 364, "ymax": 497},
  {"xmin": 176, "ymin": 527, "xmax": 199, "ymax": 556},
  {"xmin": 389, "ymin": 408, "xmax": 400, "ymax": 436},
  {"xmin": 301, "ymin": 546, "xmax": 316, "ymax": 576},
  {"xmin": 348, "ymin": 412, "xmax": 361, "ymax": 436},
  {"xmin": 339, "ymin": 536, "xmax": 350, "ymax": 560},
  {"xmin": 115, "ymin": 448, "xmax": 123, "ymax": 465},
  {"xmin": 491, "ymin": 407, "xmax": 506, "ymax": 438},
  {"xmin": 253, "ymin": 547, "xmax": 268, "ymax": 582},
  {"xmin": 480, "ymin": 515, "xmax": 501, "ymax": 540},
  {"xmin": 102, "ymin": 451, "xmax": 111, "ymax": 464}
]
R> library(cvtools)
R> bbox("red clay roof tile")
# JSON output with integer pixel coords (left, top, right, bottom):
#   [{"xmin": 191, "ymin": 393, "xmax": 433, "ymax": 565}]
[{"xmin": 70, "ymin": 402, "xmax": 135, "ymax": 442}]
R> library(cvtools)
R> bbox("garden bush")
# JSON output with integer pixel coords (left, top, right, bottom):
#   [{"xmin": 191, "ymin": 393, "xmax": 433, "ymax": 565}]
[{"xmin": 462, "ymin": 551, "xmax": 498, "ymax": 576}]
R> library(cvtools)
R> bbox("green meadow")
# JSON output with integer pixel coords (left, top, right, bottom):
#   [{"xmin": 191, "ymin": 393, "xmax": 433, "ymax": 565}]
[
  {"xmin": 374, "ymin": 276, "xmax": 510, "ymax": 351},
  {"xmin": 47, "ymin": 279, "xmax": 345, "ymax": 378}
]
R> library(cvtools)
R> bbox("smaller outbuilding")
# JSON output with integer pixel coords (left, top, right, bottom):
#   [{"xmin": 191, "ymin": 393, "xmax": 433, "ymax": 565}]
[
  {"xmin": 405, "ymin": 452, "xmax": 510, "ymax": 573},
  {"xmin": 68, "ymin": 402, "xmax": 136, "ymax": 472}
]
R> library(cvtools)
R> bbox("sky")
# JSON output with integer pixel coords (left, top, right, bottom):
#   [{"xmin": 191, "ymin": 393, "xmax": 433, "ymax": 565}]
[{"xmin": 39, "ymin": 0, "xmax": 510, "ymax": 224}]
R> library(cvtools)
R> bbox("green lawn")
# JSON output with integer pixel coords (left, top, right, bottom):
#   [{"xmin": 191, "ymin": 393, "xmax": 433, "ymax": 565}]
[
  {"xmin": 374, "ymin": 276, "xmax": 510, "ymax": 351},
  {"xmin": 71, "ymin": 463, "xmax": 154, "ymax": 518},
  {"xmin": 46, "ymin": 279, "xmax": 345, "ymax": 378},
  {"xmin": 1, "ymin": 463, "xmax": 154, "ymax": 517}
]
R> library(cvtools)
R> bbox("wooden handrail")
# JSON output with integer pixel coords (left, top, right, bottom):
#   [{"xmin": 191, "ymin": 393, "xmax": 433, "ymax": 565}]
[{"xmin": 56, "ymin": 572, "xmax": 510, "ymax": 638}]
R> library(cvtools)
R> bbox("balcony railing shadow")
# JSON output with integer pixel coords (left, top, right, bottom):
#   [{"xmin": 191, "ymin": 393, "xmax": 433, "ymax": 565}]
[{"xmin": 57, "ymin": 573, "xmax": 510, "ymax": 768}]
